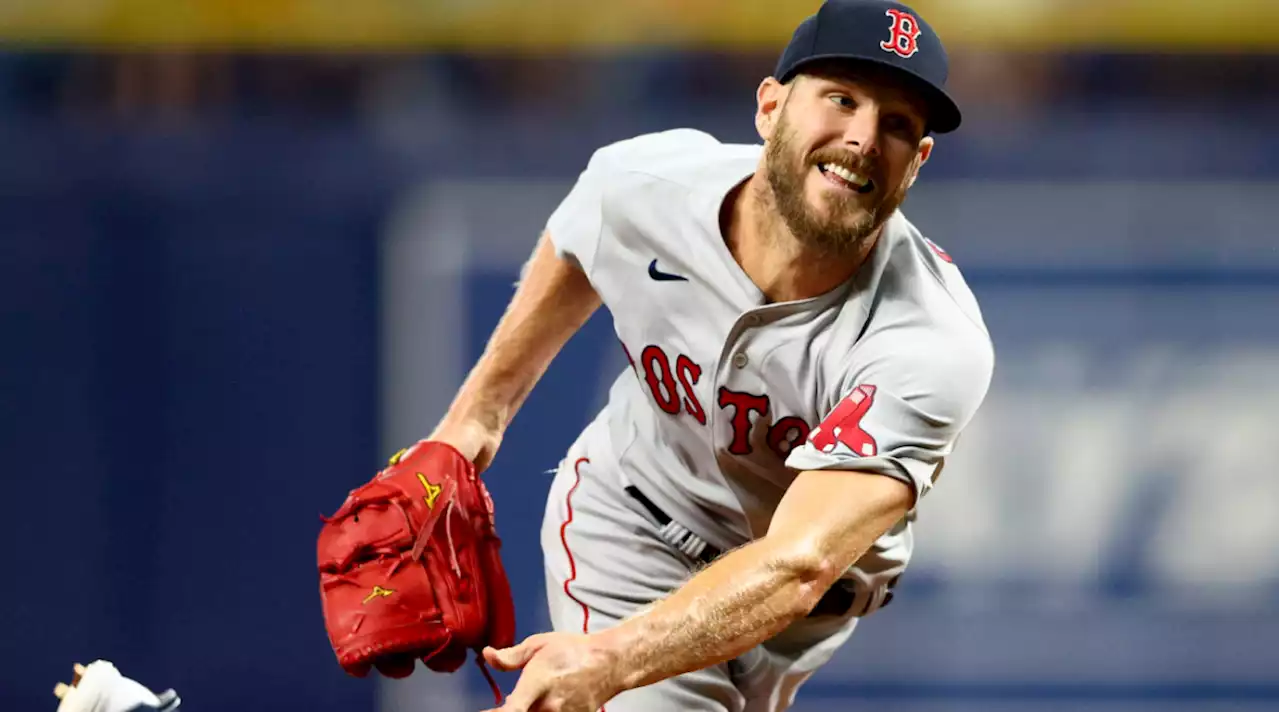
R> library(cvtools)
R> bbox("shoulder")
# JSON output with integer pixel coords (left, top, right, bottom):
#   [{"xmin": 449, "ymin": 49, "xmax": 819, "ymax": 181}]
[
  {"xmin": 846, "ymin": 215, "xmax": 995, "ymax": 410},
  {"xmin": 873, "ymin": 213, "xmax": 990, "ymax": 347},
  {"xmin": 862, "ymin": 320, "xmax": 991, "ymax": 408},
  {"xmin": 585, "ymin": 129, "xmax": 760, "ymax": 189},
  {"xmin": 900, "ymin": 216, "xmax": 986, "ymax": 333}
]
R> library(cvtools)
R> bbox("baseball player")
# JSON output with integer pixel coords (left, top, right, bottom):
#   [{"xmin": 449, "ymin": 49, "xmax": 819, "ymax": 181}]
[{"xmin": 428, "ymin": 1, "xmax": 993, "ymax": 710}]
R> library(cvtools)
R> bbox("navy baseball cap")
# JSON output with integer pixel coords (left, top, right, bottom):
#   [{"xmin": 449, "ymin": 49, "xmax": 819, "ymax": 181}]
[{"xmin": 775, "ymin": 0, "xmax": 962, "ymax": 133}]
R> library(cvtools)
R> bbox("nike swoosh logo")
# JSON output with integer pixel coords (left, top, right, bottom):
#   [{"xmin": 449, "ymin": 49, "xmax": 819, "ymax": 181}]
[{"xmin": 648, "ymin": 259, "xmax": 688, "ymax": 282}]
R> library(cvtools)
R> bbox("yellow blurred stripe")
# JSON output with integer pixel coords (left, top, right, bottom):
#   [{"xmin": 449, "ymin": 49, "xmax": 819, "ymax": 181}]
[{"xmin": 0, "ymin": 0, "xmax": 1273, "ymax": 51}]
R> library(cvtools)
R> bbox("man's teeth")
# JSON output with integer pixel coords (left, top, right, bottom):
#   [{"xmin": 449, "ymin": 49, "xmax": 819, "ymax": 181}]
[{"xmin": 822, "ymin": 163, "xmax": 869, "ymax": 188}]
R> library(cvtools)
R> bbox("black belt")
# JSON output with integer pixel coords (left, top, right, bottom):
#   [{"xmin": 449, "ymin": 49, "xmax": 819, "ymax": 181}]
[{"xmin": 624, "ymin": 485, "xmax": 860, "ymax": 618}]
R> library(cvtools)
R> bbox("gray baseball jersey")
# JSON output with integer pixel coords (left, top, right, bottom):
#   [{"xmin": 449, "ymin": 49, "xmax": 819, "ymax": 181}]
[{"xmin": 546, "ymin": 128, "xmax": 993, "ymax": 605}]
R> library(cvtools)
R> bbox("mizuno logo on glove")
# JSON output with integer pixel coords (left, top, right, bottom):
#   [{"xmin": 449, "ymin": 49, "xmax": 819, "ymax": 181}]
[
  {"xmin": 417, "ymin": 472, "xmax": 443, "ymax": 508},
  {"xmin": 362, "ymin": 585, "xmax": 395, "ymax": 604}
]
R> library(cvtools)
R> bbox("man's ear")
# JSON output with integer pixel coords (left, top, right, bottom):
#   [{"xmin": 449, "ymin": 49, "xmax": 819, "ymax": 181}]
[
  {"xmin": 755, "ymin": 77, "xmax": 788, "ymax": 141},
  {"xmin": 907, "ymin": 136, "xmax": 934, "ymax": 188}
]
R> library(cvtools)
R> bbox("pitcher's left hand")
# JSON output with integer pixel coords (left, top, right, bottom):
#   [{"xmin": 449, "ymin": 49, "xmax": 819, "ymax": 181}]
[{"xmin": 481, "ymin": 632, "xmax": 625, "ymax": 712}]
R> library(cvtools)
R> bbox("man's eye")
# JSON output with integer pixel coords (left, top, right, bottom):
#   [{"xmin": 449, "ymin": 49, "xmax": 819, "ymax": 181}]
[
  {"xmin": 829, "ymin": 95, "xmax": 855, "ymax": 109},
  {"xmin": 885, "ymin": 115, "xmax": 919, "ymax": 136}
]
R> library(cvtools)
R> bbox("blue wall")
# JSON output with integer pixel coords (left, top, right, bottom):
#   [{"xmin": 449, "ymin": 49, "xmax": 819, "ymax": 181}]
[{"xmin": 0, "ymin": 143, "xmax": 383, "ymax": 710}]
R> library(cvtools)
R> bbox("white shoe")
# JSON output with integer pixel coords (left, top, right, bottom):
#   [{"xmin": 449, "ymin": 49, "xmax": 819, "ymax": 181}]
[{"xmin": 53, "ymin": 660, "xmax": 180, "ymax": 712}]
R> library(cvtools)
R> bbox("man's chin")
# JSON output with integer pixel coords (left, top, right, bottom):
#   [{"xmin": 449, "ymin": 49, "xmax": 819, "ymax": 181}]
[{"xmin": 813, "ymin": 206, "xmax": 876, "ymax": 233}]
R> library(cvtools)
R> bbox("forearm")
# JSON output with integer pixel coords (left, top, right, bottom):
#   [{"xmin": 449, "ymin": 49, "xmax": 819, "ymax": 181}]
[
  {"xmin": 595, "ymin": 538, "xmax": 826, "ymax": 691},
  {"xmin": 431, "ymin": 231, "xmax": 600, "ymax": 462},
  {"xmin": 595, "ymin": 471, "xmax": 912, "ymax": 691}
]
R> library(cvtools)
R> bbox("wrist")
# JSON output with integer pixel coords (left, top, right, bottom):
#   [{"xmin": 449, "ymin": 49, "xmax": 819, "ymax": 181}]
[
  {"xmin": 427, "ymin": 418, "xmax": 503, "ymax": 472},
  {"xmin": 587, "ymin": 629, "xmax": 637, "ymax": 695}
]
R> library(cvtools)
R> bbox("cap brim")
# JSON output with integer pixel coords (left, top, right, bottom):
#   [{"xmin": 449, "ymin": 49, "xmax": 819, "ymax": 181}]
[{"xmin": 779, "ymin": 54, "xmax": 962, "ymax": 134}]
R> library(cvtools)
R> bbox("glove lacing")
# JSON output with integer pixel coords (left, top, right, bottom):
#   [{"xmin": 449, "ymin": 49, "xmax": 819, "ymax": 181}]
[
  {"xmin": 443, "ymin": 498, "xmax": 462, "ymax": 577},
  {"xmin": 474, "ymin": 650, "xmax": 503, "ymax": 705}
]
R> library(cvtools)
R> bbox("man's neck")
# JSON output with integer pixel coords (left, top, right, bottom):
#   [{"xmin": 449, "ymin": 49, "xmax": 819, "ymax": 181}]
[{"xmin": 722, "ymin": 173, "xmax": 878, "ymax": 305}]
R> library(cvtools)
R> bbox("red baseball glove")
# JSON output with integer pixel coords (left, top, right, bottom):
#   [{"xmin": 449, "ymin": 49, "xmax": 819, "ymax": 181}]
[{"xmin": 317, "ymin": 440, "xmax": 515, "ymax": 694}]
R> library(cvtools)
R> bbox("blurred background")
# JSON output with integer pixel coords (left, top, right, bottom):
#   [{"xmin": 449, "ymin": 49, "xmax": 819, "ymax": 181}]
[{"xmin": 1, "ymin": 1, "xmax": 1275, "ymax": 711}]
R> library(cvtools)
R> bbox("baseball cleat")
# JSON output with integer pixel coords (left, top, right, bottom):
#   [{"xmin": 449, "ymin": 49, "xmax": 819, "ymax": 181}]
[{"xmin": 53, "ymin": 660, "xmax": 180, "ymax": 712}]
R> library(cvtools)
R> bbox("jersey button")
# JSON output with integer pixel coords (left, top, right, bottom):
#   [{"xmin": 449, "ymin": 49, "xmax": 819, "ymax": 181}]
[
  {"xmin": 744, "ymin": 314, "xmax": 761, "ymax": 327},
  {"xmin": 732, "ymin": 352, "xmax": 749, "ymax": 369}
]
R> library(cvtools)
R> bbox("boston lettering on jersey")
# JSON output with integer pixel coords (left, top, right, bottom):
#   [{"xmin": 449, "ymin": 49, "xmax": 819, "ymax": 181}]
[{"xmin": 632, "ymin": 344, "xmax": 881, "ymax": 462}]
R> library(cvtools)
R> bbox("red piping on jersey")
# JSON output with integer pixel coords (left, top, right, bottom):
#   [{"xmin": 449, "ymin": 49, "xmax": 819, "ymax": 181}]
[
  {"xmin": 560, "ymin": 457, "xmax": 593, "ymax": 633},
  {"xmin": 559, "ymin": 457, "xmax": 608, "ymax": 711}
]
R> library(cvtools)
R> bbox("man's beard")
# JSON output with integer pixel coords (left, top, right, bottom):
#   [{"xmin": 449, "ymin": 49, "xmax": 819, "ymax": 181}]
[{"xmin": 763, "ymin": 109, "xmax": 910, "ymax": 256}]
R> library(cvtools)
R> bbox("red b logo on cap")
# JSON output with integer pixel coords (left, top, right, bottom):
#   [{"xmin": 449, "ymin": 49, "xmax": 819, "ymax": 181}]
[{"xmin": 880, "ymin": 9, "xmax": 922, "ymax": 59}]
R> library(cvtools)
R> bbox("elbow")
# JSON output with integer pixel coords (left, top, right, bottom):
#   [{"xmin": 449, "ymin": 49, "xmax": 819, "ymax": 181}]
[{"xmin": 772, "ymin": 545, "xmax": 843, "ymax": 619}]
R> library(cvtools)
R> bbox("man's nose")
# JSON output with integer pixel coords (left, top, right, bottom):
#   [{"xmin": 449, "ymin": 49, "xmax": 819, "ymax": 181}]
[{"xmin": 842, "ymin": 106, "xmax": 882, "ymax": 157}]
